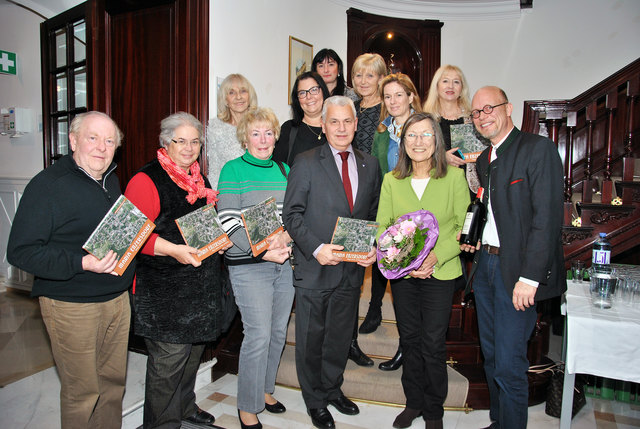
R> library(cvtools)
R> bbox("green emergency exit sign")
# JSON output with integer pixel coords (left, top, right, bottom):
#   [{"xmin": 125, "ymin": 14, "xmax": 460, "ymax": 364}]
[{"xmin": 0, "ymin": 50, "xmax": 17, "ymax": 75}]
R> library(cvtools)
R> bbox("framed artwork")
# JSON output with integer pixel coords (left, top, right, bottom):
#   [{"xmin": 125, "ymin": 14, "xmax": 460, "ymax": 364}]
[{"xmin": 288, "ymin": 36, "xmax": 313, "ymax": 104}]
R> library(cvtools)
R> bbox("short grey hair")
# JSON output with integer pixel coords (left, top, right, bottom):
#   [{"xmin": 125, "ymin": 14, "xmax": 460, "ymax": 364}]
[
  {"xmin": 322, "ymin": 96, "xmax": 356, "ymax": 122},
  {"xmin": 69, "ymin": 111, "xmax": 124, "ymax": 147},
  {"xmin": 159, "ymin": 112, "xmax": 203, "ymax": 148}
]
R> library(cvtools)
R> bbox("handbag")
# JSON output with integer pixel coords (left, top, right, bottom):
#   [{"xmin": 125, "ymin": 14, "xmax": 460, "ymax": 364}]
[{"xmin": 530, "ymin": 362, "xmax": 586, "ymax": 419}]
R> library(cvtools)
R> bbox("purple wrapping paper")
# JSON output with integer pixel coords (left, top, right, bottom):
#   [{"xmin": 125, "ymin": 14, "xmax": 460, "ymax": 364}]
[{"xmin": 377, "ymin": 210, "xmax": 439, "ymax": 279}]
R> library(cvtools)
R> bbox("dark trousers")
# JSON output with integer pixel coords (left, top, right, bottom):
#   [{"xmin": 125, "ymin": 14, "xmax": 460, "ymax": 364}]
[
  {"xmin": 143, "ymin": 339, "xmax": 205, "ymax": 429},
  {"xmin": 294, "ymin": 277, "xmax": 360, "ymax": 409},
  {"xmin": 391, "ymin": 276, "xmax": 455, "ymax": 419},
  {"xmin": 473, "ymin": 249, "xmax": 537, "ymax": 429}
]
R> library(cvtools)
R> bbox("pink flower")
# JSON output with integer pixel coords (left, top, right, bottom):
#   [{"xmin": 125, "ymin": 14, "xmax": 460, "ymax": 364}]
[
  {"xmin": 393, "ymin": 232, "xmax": 405, "ymax": 243},
  {"xmin": 385, "ymin": 246, "xmax": 400, "ymax": 261},
  {"xmin": 399, "ymin": 219, "xmax": 417, "ymax": 235},
  {"xmin": 379, "ymin": 234, "xmax": 393, "ymax": 249}
]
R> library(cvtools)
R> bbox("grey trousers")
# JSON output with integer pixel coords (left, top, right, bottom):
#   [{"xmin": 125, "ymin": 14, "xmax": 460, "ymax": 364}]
[{"xmin": 229, "ymin": 261, "xmax": 295, "ymax": 413}]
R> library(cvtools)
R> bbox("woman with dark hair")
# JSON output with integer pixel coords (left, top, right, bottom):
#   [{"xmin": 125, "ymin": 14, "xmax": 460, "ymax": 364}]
[
  {"xmin": 312, "ymin": 48, "xmax": 359, "ymax": 102},
  {"xmin": 376, "ymin": 112, "xmax": 469, "ymax": 429},
  {"xmin": 272, "ymin": 71, "xmax": 329, "ymax": 166},
  {"xmin": 125, "ymin": 112, "xmax": 225, "ymax": 428}
]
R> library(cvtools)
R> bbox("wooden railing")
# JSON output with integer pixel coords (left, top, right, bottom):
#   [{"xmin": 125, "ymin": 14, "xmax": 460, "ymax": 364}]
[{"xmin": 521, "ymin": 57, "xmax": 640, "ymax": 265}]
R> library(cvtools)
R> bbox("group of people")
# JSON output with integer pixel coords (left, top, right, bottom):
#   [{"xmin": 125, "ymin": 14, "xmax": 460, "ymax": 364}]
[{"xmin": 7, "ymin": 46, "xmax": 566, "ymax": 429}]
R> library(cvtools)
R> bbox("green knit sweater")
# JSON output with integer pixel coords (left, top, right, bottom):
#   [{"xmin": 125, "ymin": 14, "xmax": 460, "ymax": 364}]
[{"xmin": 217, "ymin": 151, "xmax": 289, "ymax": 265}]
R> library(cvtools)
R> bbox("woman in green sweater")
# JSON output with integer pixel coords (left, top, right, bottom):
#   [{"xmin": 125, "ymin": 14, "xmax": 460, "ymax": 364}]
[
  {"xmin": 217, "ymin": 108, "xmax": 293, "ymax": 429},
  {"xmin": 376, "ymin": 112, "xmax": 470, "ymax": 429}
]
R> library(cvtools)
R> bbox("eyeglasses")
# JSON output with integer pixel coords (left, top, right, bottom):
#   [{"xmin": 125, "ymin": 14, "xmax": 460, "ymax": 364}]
[
  {"xmin": 470, "ymin": 102, "xmax": 508, "ymax": 119},
  {"xmin": 171, "ymin": 138, "xmax": 201, "ymax": 147},
  {"xmin": 297, "ymin": 86, "xmax": 321, "ymax": 99},
  {"xmin": 405, "ymin": 132, "xmax": 434, "ymax": 142}
]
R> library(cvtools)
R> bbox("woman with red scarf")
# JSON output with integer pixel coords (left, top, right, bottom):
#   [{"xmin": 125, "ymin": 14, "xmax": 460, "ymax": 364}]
[{"xmin": 125, "ymin": 112, "xmax": 226, "ymax": 428}]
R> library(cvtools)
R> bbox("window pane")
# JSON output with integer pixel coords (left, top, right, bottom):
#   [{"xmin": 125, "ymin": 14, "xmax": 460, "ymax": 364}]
[
  {"xmin": 73, "ymin": 20, "xmax": 86, "ymax": 62},
  {"xmin": 56, "ymin": 117, "xmax": 69, "ymax": 156},
  {"xmin": 74, "ymin": 67, "xmax": 86, "ymax": 108},
  {"xmin": 55, "ymin": 28, "xmax": 67, "ymax": 68},
  {"xmin": 56, "ymin": 73, "xmax": 67, "ymax": 111}
]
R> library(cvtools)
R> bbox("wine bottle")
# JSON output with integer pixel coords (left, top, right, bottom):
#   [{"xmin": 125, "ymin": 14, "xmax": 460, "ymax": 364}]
[{"xmin": 460, "ymin": 187, "xmax": 486, "ymax": 245}]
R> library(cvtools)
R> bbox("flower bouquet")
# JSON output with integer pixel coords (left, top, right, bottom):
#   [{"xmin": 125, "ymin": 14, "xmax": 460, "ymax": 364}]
[{"xmin": 376, "ymin": 210, "xmax": 439, "ymax": 279}]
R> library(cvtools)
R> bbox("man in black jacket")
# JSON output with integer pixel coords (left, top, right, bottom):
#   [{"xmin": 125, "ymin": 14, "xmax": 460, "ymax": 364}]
[
  {"xmin": 461, "ymin": 87, "xmax": 566, "ymax": 429},
  {"xmin": 8, "ymin": 111, "xmax": 134, "ymax": 429}
]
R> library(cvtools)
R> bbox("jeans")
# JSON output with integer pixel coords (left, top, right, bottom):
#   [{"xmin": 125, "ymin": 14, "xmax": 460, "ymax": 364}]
[
  {"xmin": 229, "ymin": 262, "xmax": 295, "ymax": 413},
  {"xmin": 391, "ymin": 276, "xmax": 454, "ymax": 419},
  {"xmin": 473, "ymin": 249, "xmax": 537, "ymax": 429},
  {"xmin": 39, "ymin": 291, "xmax": 130, "ymax": 429},
  {"xmin": 143, "ymin": 340, "xmax": 205, "ymax": 428}
]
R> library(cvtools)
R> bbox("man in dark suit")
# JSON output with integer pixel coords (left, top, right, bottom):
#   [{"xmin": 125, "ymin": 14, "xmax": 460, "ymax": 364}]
[
  {"xmin": 461, "ymin": 86, "xmax": 566, "ymax": 429},
  {"xmin": 283, "ymin": 96, "xmax": 381, "ymax": 429}
]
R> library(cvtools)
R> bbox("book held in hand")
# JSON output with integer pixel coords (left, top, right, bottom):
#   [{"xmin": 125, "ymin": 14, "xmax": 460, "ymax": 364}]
[
  {"xmin": 83, "ymin": 195, "xmax": 155, "ymax": 276},
  {"xmin": 240, "ymin": 196, "xmax": 283, "ymax": 257},
  {"xmin": 330, "ymin": 217, "xmax": 379, "ymax": 262},
  {"xmin": 175, "ymin": 203, "xmax": 231, "ymax": 261},
  {"xmin": 450, "ymin": 123, "xmax": 490, "ymax": 162}
]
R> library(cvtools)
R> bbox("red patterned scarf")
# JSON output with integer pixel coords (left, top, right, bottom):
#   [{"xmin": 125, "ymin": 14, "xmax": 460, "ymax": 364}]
[{"xmin": 156, "ymin": 148, "xmax": 218, "ymax": 205}]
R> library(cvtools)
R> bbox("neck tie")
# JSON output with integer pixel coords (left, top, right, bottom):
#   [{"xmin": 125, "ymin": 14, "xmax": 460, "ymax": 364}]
[{"xmin": 339, "ymin": 151, "xmax": 353, "ymax": 212}]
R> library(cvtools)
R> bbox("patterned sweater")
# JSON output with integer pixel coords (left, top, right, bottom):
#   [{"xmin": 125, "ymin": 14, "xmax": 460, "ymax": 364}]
[{"xmin": 217, "ymin": 152, "xmax": 289, "ymax": 265}]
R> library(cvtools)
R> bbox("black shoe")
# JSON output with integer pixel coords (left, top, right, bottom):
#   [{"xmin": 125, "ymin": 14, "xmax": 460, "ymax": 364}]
[
  {"xmin": 359, "ymin": 308, "xmax": 382, "ymax": 334},
  {"xmin": 184, "ymin": 407, "xmax": 215, "ymax": 424},
  {"xmin": 348, "ymin": 339, "xmax": 374, "ymax": 366},
  {"xmin": 308, "ymin": 407, "xmax": 335, "ymax": 429},
  {"xmin": 379, "ymin": 347, "xmax": 402, "ymax": 371},
  {"xmin": 392, "ymin": 407, "xmax": 422, "ymax": 428},
  {"xmin": 328, "ymin": 394, "xmax": 359, "ymax": 415},
  {"xmin": 264, "ymin": 400, "xmax": 286, "ymax": 413},
  {"xmin": 238, "ymin": 410, "xmax": 262, "ymax": 429}
]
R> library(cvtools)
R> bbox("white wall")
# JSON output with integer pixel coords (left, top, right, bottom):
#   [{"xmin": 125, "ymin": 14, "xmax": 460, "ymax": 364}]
[
  {"xmin": 210, "ymin": 0, "xmax": 640, "ymax": 127},
  {"xmin": 210, "ymin": 0, "xmax": 349, "ymax": 123},
  {"xmin": 442, "ymin": 0, "xmax": 640, "ymax": 126},
  {"xmin": 0, "ymin": 2, "xmax": 47, "ymax": 179}
]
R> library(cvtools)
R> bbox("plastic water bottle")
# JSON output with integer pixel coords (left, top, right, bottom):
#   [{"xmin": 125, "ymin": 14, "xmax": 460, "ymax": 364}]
[{"xmin": 592, "ymin": 232, "xmax": 611, "ymax": 273}]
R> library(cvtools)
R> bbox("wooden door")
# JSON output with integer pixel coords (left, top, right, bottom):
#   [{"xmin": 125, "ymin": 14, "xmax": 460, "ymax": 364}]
[{"xmin": 89, "ymin": 0, "xmax": 209, "ymax": 188}]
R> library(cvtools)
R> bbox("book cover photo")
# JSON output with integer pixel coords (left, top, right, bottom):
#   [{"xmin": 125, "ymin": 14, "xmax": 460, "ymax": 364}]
[
  {"xmin": 330, "ymin": 217, "xmax": 379, "ymax": 262},
  {"xmin": 83, "ymin": 195, "xmax": 155, "ymax": 275},
  {"xmin": 175, "ymin": 203, "xmax": 231, "ymax": 261},
  {"xmin": 240, "ymin": 196, "xmax": 284, "ymax": 257}
]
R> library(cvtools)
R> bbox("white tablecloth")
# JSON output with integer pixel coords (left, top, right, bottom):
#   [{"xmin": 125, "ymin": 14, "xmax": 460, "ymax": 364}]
[{"xmin": 565, "ymin": 280, "xmax": 640, "ymax": 382}]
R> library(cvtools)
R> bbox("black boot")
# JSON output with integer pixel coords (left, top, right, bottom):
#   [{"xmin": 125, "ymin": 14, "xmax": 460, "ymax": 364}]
[
  {"xmin": 358, "ymin": 306, "xmax": 382, "ymax": 334},
  {"xmin": 348, "ymin": 339, "xmax": 373, "ymax": 366},
  {"xmin": 379, "ymin": 346, "xmax": 402, "ymax": 371}
]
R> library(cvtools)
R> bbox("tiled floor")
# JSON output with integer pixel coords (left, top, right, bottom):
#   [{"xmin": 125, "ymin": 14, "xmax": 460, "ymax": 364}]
[{"xmin": 1, "ymin": 288, "xmax": 640, "ymax": 428}]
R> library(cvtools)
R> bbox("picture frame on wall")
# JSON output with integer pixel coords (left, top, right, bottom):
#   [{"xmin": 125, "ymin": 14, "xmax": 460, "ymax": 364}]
[{"xmin": 288, "ymin": 36, "xmax": 313, "ymax": 104}]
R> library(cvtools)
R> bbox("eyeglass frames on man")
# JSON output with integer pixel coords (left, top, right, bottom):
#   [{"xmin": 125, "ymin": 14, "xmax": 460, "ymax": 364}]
[
  {"xmin": 297, "ymin": 86, "xmax": 321, "ymax": 99},
  {"xmin": 470, "ymin": 102, "xmax": 508, "ymax": 119}
]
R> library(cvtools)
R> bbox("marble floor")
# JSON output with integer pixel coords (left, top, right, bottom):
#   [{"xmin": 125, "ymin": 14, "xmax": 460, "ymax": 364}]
[{"xmin": 1, "ymin": 288, "xmax": 640, "ymax": 428}]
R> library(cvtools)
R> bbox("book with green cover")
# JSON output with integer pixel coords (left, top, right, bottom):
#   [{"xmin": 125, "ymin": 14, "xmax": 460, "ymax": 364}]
[
  {"xmin": 240, "ymin": 197, "xmax": 283, "ymax": 256},
  {"xmin": 175, "ymin": 203, "xmax": 231, "ymax": 261},
  {"xmin": 83, "ymin": 195, "xmax": 155, "ymax": 275},
  {"xmin": 450, "ymin": 123, "xmax": 490, "ymax": 162},
  {"xmin": 330, "ymin": 217, "xmax": 379, "ymax": 262}
]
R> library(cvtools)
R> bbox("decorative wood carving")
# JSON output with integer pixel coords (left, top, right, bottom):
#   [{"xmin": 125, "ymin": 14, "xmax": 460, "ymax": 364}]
[
  {"xmin": 561, "ymin": 226, "xmax": 595, "ymax": 245},
  {"xmin": 577, "ymin": 203, "xmax": 634, "ymax": 224}
]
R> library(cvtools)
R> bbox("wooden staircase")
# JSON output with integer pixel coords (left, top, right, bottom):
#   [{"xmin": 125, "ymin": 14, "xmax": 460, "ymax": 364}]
[{"xmin": 521, "ymin": 57, "xmax": 640, "ymax": 266}]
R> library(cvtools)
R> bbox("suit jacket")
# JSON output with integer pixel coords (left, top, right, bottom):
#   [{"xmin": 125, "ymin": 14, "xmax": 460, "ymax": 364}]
[
  {"xmin": 283, "ymin": 143, "xmax": 382, "ymax": 290},
  {"xmin": 474, "ymin": 127, "xmax": 566, "ymax": 301}
]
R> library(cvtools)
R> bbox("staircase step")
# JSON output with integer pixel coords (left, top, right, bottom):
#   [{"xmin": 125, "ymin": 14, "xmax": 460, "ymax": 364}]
[{"xmin": 275, "ymin": 344, "xmax": 469, "ymax": 408}]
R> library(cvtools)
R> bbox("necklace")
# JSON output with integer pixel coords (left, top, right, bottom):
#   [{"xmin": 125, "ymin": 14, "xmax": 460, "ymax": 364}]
[
  {"xmin": 359, "ymin": 100, "xmax": 380, "ymax": 114},
  {"xmin": 305, "ymin": 122, "xmax": 322, "ymax": 140}
]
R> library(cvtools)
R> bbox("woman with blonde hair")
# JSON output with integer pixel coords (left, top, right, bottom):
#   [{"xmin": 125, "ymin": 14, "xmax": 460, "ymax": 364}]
[
  {"xmin": 351, "ymin": 53, "xmax": 387, "ymax": 155},
  {"xmin": 206, "ymin": 73, "xmax": 258, "ymax": 186},
  {"xmin": 422, "ymin": 65, "xmax": 472, "ymax": 167}
]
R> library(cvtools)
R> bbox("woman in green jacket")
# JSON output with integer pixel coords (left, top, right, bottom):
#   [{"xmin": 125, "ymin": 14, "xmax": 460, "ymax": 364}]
[{"xmin": 376, "ymin": 112, "xmax": 470, "ymax": 429}]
